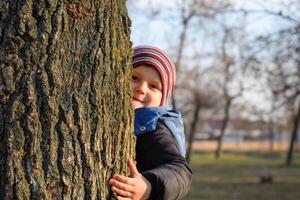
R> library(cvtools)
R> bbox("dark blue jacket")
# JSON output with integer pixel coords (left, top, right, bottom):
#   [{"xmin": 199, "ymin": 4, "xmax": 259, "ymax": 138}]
[{"xmin": 135, "ymin": 107, "xmax": 192, "ymax": 200}]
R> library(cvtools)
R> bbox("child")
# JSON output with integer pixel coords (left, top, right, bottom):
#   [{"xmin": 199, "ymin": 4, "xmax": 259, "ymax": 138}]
[{"xmin": 109, "ymin": 45, "xmax": 192, "ymax": 200}]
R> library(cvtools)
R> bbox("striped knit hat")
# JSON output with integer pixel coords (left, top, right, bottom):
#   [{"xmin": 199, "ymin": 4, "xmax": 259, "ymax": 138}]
[{"xmin": 133, "ymin": 45, "xmax": 176, "ymax": 105}]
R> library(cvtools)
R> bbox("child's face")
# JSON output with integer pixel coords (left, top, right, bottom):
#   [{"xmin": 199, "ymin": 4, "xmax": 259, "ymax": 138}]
[{"xmin": 132, "ymin": 65, "xmax": 162, "ymax": 109}]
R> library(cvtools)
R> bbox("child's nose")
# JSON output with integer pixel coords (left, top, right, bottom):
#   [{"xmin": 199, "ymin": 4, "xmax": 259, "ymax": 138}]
[{"xmin": 136, "ymin": 81, "xmax": 147, "ymax": 94}]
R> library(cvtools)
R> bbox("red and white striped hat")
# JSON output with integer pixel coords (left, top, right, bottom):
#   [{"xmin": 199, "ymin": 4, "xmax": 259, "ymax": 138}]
[{"xmin": 133, "ymin": 45, "xmax": 176, "ymax": 105}]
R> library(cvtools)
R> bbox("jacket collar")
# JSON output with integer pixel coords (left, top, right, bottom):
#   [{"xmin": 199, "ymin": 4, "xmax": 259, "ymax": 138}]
[
  {"xmin": 134, "ymin": 106, "xmax": 178, "ymax": 135},
  {"xmin": 134, "ymin": 106, "xmax": 186, "ymax": 157}
]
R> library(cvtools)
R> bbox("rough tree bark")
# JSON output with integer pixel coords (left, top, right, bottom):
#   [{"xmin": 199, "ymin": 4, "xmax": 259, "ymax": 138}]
[{"xmin": 0, "ymin": 0, "xmax": 134, "ymax": 199}]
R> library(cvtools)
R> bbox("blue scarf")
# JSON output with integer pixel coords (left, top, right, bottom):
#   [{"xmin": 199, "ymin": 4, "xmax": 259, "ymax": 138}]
[{"xmin": 134, "ymin": 107, "xmax": 186, "ymax": 157}]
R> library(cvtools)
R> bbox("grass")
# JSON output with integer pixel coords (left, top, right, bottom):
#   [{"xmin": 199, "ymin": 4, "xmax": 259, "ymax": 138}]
[{"xmin": 186, "ymin": 150, "xmax": 300, "ymax": 200}]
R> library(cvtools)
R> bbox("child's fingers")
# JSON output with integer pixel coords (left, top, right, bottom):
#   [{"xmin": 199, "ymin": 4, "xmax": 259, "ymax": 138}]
[
  {"xmin": 112, "ymin": 174, "xmax": 134, "ymax": 185},
  {"xmin": 109, "ymin": 178, "xmax": 134, "ymax": 192},
  {"xmin": 128, "ymin": 158, "xmax": 139, "ymax": 177},
  {"xmin": 116, "ymin": 196, "xmax": 131, "ymax": 200},
  {"xmin": 111, "ymin": 186, "xmax": 132, "ymax": 199}
]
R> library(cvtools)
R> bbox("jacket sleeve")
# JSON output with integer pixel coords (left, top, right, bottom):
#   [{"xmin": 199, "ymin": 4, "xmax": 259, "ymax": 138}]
[{"xmin": 136, "ymin": 122, "xmax": 192, "ymax": 200}]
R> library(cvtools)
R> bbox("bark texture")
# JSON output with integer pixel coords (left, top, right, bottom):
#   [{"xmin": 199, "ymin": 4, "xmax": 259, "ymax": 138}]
[{"xmin": 0, "ymin": 0, "xmax": 134, "ymax": 199}]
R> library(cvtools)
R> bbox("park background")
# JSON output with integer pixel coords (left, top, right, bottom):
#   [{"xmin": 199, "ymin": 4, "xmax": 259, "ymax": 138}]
[{"xmin": 127, "ymin": 0, "xmax": 300, "ymax": 199}]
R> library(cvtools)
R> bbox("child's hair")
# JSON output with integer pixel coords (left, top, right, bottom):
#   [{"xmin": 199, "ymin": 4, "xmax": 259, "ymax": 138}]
[{"xmin": 133, "ymin": 45, "xmax": 176, "ymax": 105}]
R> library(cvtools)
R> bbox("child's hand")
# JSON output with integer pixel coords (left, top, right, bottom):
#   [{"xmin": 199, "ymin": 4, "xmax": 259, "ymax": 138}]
[{"xmin": 109, "ymin": 159, "xmax": 151, "ymax": 200}]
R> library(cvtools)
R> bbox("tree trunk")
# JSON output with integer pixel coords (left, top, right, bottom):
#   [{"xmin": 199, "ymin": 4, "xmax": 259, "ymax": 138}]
[
  {"xmin": 286, "ymin": 98, "xmax": 300, "ymax": 166},
  {"xmin": 268, "ymin": 120, "xmax": 274, "ymax": 152},
  {"xmin": 186, "ymin": 104, "xmax": 200, "ymax": 164},
  {"xmin": 0, "ymin": 0, "xmax": 134, "ymax": 199},
  {"xmin": 215, "ymin": 99, "xmax": 231, "ymax": 159}
]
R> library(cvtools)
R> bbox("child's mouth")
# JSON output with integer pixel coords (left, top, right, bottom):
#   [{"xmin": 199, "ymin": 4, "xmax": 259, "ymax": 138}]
[
  {"xmin": 132, "ymin": 97, "xmax": 144, "ymax": 109},
  {"xmin": 132, "ymin": 97, "xmax": 143, "ymax": 103}
]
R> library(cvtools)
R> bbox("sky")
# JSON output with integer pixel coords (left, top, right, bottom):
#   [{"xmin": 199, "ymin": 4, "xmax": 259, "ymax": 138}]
[{"xmin": 127, "ymin": 0, "xmax": 297, "ymax": 47}]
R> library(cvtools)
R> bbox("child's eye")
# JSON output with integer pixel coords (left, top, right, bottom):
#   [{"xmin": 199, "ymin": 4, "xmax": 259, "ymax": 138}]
[
  {"xmin": 132, "ymin": 75, "xmax": 139, "ymax": 81},
  {"xmin": 149, "ymin": 84, "xmax": 158, "ymax": 90}
]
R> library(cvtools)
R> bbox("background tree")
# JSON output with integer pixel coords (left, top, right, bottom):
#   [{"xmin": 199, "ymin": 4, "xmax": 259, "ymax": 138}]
[
  {"xmin": 214, "ymin": 24, "xmax": 245, "ymax": 159},
  {"xmin": 0, "ymin": 0, "xmax": 134, "ymax": 199},
  {"xmin": 179, "ymin": 68, "xmax": 218, "ymax": 163},
  {"xmin": 170, "ymin": 0, "xmax": 226, "ymax": 108},
  {"xmin": 242, "ymin": 0, "xmax": 300, "ymax": 165}
]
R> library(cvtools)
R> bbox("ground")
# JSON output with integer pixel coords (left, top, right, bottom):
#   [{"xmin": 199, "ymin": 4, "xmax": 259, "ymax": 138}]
[{"xmin": 186, "ymin": 150, "xmax": 300, "ymax": 200}]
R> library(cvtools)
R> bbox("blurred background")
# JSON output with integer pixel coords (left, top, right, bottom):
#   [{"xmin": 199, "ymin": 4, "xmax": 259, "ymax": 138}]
[{"xmin": 127, "ymin": 0, "xmax": 300, "ymax": 199}]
